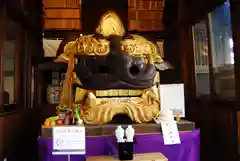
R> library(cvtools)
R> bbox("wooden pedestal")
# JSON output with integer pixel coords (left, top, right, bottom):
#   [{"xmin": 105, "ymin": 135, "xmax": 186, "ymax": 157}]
[
  {"xmin": 41, "ymin": 120, "xmax": 195, "ymax": 137},
  {"xmin": 86, "ymin": 152, "xmax": 168, "ymax": 161}
]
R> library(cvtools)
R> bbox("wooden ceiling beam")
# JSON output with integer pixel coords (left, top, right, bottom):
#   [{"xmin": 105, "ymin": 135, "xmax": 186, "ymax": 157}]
[
  {"xmin": 43, "ymin": 29, "xmax": 165, "ymax": 39},
  {"xmin": 180, "ymin": 0, "xmax": 226, "ymax": 25}
]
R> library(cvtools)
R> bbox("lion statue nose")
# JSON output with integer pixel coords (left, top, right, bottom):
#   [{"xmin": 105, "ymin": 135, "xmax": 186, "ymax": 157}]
[
  {"xmin": 128, "ymin": 60, "xmax": 146, "ymax": 77},
  {"xmin": 129, "ymin": 64, "xmax": 140, "ymax": 76},
  {"xmin": 105, "ymin": 51, "xmax": 155, "ymax": 83}
]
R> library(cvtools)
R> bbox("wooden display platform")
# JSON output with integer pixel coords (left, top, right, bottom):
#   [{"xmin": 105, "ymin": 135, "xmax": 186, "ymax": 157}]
[
  {"xmin": 86, "ymin": 152, "xmax": 168, "ymax": 161},
  {"xmin": 41, "ymin": 120, "xmax": 195, "ymax": 138}
]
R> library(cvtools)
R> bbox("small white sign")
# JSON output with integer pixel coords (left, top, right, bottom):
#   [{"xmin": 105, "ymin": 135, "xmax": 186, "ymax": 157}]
[
  {"xmin": 161, "ymin": 121, "xmax": 181, "ymax": 145},
  {"xmin": 52, "ymin": 126, "xmax": 86, "ymax": 155},
  {"xmin": 160, "ymin": 84, "xmax": 185, "ymax": 117}
]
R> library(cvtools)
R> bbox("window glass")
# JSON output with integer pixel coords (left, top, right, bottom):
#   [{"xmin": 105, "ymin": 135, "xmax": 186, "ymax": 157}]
[
  {"xmin": 193, "ymin": 20, "xmax": 210, "ymax": 96},
  {"xmin": 209, "ymin": 1, "xmax": 235, "ymax": 99}
]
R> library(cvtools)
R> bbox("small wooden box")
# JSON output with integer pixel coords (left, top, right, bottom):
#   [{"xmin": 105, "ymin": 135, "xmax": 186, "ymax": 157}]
[{"xmin": 86, "ymin": 152, "xmax": 168, "ymax": 161}]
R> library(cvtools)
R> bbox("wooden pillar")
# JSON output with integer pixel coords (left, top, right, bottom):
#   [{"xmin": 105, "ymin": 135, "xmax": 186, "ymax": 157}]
[
  {"xmin": 0, "ymin": 8, "xmax": 5, "ymax": 110},
  {"xmin": 23, "ymin": 33, "xmax": 32, "ymax": 109},
  {"xmin": 13, "ymin": 24, "xmax": 23, "ymax": 106},
  {"xmin": 177, "ymin": 0, "xmax": 196, "ymax": 119},
  {"xmin": 230, "ymin": 1, "xmax": 240, "ymax": 104},
  {"xmin": 178, "ymin": 25, "xmax": 196, "ymax": 119},
  {"xmin": 230, "ymin": 0, "xmax": 240, "ymax": 155}
]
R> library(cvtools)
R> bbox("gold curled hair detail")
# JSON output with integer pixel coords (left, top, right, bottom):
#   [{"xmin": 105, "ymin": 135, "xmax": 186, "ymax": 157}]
[
  {"xmin": 121, "ymin": 34, "xmax": 164, "ymax": 64},
  {"xmin": 96, "ymin": 11, "xmax": 125, "ymax": 37},
  {"xmin": 75, "ymin": 36, "xmax": 110, "ymax": 56},
  {"xmin": 56, "ymin": 34, "xmax": 164, "ymax": 66},
  {"xmin": 55, "ymin": 36, "xmax": 110, "ymax": 60}
]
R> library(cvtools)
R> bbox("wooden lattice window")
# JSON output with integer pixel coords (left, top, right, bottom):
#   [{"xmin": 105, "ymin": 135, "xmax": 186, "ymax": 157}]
[{"xmin": 193, "ymin": 21, "xmax": 209, "ymax": 73}]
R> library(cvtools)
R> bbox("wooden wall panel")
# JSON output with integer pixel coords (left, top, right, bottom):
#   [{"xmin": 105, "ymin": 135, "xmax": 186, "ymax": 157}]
[
  {"xmin": 45, "ymin": 9, "xmax": 80, "ymax": 19},
  {"xmin": 65, "ymin": 0, "xmax": 81, "ymax": 8},
  {"xmin": 43, "ymin": 0, "xmax": 67, "ymax": 8},
  {"xmin": 128, "ymin": 0, "xmax": 164, "ymax": 31},
  {"xmin": 0, "ymin": 109, "xmax": 43, "ymax": 160},
  {"xmin": 43, "ymin": 0, "xmax": 82, "ymax": 30},
  {"xmin": 44, "ymin": 19, "xmax": 81, "ymax": 29},
  {"xmin": 43, "ymin": 0, "xmax": 81, "ymax": 8},
  {"xmin": 192, "ymin": 98, "xmax": 239, "ymax": 161}
]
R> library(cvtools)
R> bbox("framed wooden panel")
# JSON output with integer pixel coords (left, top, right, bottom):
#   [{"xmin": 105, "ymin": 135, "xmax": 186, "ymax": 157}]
[
  {"xmin": 128, "ymin": 0, "xmax": 164, "ymax": 31},
  {"xmin": 43, "ymin": 0, "xmax": 81, "ymax": 8},
  {"xmin": 150, "ymin": 1, "xmax": 165, "ymax": 10},
  {"xmin": 45, "ymin": 9, "xmax": 80, "ymax": 19},
  {"xmin": 129, "ymin": 20, "xmax": 163, "ymax": 31},
  {"xmin": 44, "ymin": 19, "xmax": 81, "ymax": 29},
  {"xmin": 43, "ymin": 0, "xmax": 67, "ymax": 8},
  {"xmin": 43, "ymin": 0, "xmax": 82, "ymax": 30},
  {"xmin": 137, "ymin": 10, "xmax": 162, "ymax": 20}
]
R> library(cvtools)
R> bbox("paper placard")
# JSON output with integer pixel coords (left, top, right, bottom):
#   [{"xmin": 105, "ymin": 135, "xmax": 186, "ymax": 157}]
[
  {"xmin": 43, "ymin": 38, "xmax": 62, "ymax": 57},
  {"xmin": 52, "ymin": 126, "xmax": 86, "ymax": 155},
  {"xmin": 160, "ymin": 84, "xmax": 185, "ymax": 117},
  {"xmin": 161, "ymin": 121, "xmax": 181, "ymax": 145}
]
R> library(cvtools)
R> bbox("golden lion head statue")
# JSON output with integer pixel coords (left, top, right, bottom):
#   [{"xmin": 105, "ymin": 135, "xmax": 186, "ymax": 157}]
[{"xmin": 55, "ymin": 11, "xmax": 172, "ymax": 124}]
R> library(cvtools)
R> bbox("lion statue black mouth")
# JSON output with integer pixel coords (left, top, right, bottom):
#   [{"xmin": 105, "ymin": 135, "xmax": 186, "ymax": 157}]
[{"xmin": 74, "ymin": 36, "xmax": 156, "ymax": 90}]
